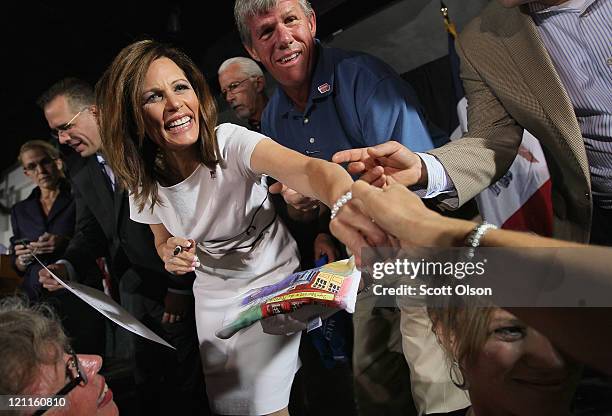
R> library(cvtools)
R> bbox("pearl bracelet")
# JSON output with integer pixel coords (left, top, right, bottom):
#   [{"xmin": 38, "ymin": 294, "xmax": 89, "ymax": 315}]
[
  {"xmin": 465, "ymin": 222, "xmax": 497, "ymax": 258},
  {"xmin": 330, "ymin": 191, "xmax": 352, "ymax": 220}
]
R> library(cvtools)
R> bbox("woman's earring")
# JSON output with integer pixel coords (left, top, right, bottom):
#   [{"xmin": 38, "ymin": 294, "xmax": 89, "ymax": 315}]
[{"xmin": 450, "ymin": 360, "xmax": 469, "ymax": 390}]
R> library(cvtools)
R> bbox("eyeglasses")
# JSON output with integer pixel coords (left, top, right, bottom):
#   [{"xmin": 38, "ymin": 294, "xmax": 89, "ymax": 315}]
[
  {"xmin": 50, "ymin": 108, "xmax": 89, "ymax": 140},
  {"xmin": 32, "ymin": 351, "xmax": 88, "ymax": 416},
  {"xmin": 23, "ymin": 157, "xmax": 56, "ymax": 172},
  {"xmin": 221, "ymin": 78, "xmax": 251, "ymax": 98}
]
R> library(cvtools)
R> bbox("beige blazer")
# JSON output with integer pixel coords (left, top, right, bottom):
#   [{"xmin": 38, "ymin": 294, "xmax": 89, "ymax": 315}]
[{"xmin": 429, "ymin": 1, "xmax": 592, "ymax": 243}]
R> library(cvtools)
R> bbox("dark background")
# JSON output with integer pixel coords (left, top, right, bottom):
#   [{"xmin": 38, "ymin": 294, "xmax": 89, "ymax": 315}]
[{"xmin": 2, "ymin": 0, "xmax": 400, "ymax": 175}]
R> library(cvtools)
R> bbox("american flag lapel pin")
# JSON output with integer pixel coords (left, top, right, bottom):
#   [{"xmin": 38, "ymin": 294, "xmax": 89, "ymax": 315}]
[{"xmin": 318, "ymin": 83, "xmax": 330, "ymax": 94}]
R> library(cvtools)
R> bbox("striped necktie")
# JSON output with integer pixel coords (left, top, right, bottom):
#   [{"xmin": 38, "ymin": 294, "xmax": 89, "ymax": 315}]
[{"xmin": 96, "ymin": 155, "xmax": 115, "ymax": 192}]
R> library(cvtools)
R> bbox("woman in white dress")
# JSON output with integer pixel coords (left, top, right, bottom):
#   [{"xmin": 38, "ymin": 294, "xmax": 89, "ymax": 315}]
[{"xmin": 96, "ymin": 40, "xmax": 385, "ymax": 416}]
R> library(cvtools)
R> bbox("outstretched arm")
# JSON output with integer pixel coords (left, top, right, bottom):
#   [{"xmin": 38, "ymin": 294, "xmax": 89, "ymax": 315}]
[
  {"xmin": 251, "ymin": 138, "xmax": 352, "ymax": 208},
  {"xmin": 251, "ymin": 138, "xmax": 390, "ymax": 262},
  {"xmin": 344, "ymin": 180, "xmax": 578, "ymax": 249},
  {"xmin": 338, "ymin": 180, "xmax": 612, "ymax": 374},
  {"xmin": 332, "ymin": 140, "xmax": 428, "ymax": 188}
]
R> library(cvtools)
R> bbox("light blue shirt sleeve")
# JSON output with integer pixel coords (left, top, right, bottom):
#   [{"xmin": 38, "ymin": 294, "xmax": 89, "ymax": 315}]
[
  {"xmin": 414, "ymin": 152, "xmax": 459, "ymax": 208},
  {"xmin": 362, "ymin": 76, "xmax": 434, "ymax": 152}
]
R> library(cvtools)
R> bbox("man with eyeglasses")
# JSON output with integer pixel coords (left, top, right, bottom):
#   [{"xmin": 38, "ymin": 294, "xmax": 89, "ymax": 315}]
[
  {"xmin": 46, "ymin": 105, "xmax": 98, "ymax": 157},
  {"xmin": 0, "ymin": 296, "xmax": 119, "ymax": 415},
  {"xmin": 218, "ymin": 57, "xmax": 269, "ymax": 132},
  {"xmin": 35, "ymin": 78, "xmax": 208, "ymax": 415}
]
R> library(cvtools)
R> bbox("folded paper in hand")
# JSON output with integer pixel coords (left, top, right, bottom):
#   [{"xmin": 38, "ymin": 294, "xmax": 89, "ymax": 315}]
[{"xmin": 32, "ymin": 253, "xmax": 175, "ymax": 349}]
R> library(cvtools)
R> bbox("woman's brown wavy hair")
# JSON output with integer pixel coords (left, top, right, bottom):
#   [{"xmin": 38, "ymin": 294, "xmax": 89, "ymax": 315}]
[{"xmin": 95, "ymin": 39, "xmax": 220, "ymax": 212}]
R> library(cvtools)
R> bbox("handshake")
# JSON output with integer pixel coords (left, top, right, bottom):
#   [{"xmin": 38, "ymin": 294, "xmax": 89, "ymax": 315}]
[{"xmin": 271, "ymin": 141, "xmax": 463, "ymax": 266}]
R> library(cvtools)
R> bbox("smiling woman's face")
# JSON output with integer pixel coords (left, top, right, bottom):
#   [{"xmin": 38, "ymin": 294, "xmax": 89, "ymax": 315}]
[
  {"xmin": 27, "ymin": 351, "xmax": 118, "ymax": 416},
  {"xmin": 462, "ymin": 308, "xmax": 580, "ymax": 416},
  {"xmin": 141, "ymin": 57, "xmax": 200, "ymax": 152}
]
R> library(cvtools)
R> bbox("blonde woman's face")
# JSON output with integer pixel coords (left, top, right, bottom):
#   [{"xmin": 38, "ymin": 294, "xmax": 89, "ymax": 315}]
[
  {"xmin": 141, "ymin": 57, "xmax": 200, "ymax": 152},
  {"xmin": 21, "ymin": 148, "xmax": 63, "ymax": 190},
  {"xmin": 462, "ymin": 308, "xmax": 580, "ymax": 416}
]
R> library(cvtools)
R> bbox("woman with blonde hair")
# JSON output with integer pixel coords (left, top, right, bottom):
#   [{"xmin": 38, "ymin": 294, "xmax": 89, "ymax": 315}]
[
  {"xmin": 97, "ymin": 39, "xmax": 384, "ymax": 416},
  {"xmin": 11, "ymin": 140, "xmax": 69, "ymax": 299},
  {"xmin": 10, "ymin": 140, "xmax": 106, "ymax": 355},
  {"xmin": 428, "ymin": 297, "xmax": 580, "ymax": 416}
]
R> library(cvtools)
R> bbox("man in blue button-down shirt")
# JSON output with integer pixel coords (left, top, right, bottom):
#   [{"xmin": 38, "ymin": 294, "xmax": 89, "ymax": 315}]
[{"xmin": 234, "ymin": 1, "xmax": 469, "ymax": 415}]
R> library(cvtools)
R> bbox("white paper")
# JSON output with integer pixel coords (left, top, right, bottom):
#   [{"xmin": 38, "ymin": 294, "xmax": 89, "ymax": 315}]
[{"xmin": 33, "ymin": 254, "xmax": 175, "ymax": 350}]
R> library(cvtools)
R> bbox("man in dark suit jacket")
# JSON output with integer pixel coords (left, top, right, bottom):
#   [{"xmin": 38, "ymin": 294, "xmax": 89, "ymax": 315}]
[{"xmin": 36, "ymin": 78, "xmax": 207, "ymax": 415}]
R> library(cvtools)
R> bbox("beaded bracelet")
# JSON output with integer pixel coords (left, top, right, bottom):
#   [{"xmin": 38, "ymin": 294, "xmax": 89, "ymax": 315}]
[
  {"xmin": 330, "ymin": 191, "xmax": 353, "ymax": 220},
  {"xmin": 465, "ymin": 222, "xmax": 497, "ymax": 258}
]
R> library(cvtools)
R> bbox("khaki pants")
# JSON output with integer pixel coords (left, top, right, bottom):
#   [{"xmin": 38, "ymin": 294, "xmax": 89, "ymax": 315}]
[
  {"xmin": 397, "ymin": 297, "xmax": 470, "ymax": 414},
  {"xmin": 353, "ymin": 290, "xmax": 470, "ymax": 415},
  {"xmin": 353, "ymin": 289, "xmax": 416, "ymax": 416}
]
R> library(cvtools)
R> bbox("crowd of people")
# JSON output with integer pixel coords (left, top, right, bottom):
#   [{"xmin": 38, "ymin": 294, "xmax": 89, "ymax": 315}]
[{"xmin": 1, "ymin": 0, "xmax": 610, "ymax": 415}]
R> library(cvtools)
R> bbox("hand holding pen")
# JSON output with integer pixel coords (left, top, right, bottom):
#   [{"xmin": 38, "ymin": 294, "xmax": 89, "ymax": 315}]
[{"xmin": 161, "ymin": 237, "xmax": 200, "ymax": 275}]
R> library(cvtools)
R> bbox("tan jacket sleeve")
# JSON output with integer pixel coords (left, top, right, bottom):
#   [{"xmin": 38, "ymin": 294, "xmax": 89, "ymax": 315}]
[{"xmin": 428, "ymin": 36, "xmax": 524, "ymax": 208}]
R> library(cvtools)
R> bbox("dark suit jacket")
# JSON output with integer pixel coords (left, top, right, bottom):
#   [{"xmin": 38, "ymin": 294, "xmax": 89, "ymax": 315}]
[
  {"xmin": 62, "ymin": 153, "xmax": 193, "ymax": 300},
  {"xmin": 9, "ymin": 181, "xmax": 101, "ymax": 299}
]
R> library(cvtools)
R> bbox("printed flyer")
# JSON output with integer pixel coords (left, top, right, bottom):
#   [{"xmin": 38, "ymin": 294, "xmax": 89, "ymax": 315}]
[{"xmin": 216, "ymin": 257, "xmax": 360, "ymax": 339}]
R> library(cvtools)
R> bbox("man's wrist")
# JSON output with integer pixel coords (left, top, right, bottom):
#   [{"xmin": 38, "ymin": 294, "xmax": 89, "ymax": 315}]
[
  {"xmin": 413, "ymin": 153, "xmax": 457, "ymax": 202},
  {"xmin": 417, "ymin": 154, "xmax": 429, "ymax": 188},
  {"xmin": 55, "ymin": 259, "xmax": 74, "ymax": 281}
]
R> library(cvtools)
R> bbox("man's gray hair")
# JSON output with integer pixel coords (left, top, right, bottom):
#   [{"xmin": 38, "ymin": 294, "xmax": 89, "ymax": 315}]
[
  {"xmin": 234, "ymin": 0, "xmax": 314, "ymax": 47},
  {"xmin": 218, "ymin": 57, "xmax": 264, "ymax": 78}
]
